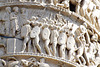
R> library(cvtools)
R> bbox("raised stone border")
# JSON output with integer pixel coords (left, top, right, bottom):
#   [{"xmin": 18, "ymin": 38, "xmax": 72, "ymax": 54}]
[{"xmin": 0, "ymin": 53, "xmax": 79, "ymax": 67}]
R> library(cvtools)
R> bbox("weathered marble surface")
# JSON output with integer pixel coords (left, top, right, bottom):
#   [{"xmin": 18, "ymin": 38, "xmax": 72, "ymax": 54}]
[{"xmin": 0, "ymin": 0, "xmax": 100, "ymax": 67}]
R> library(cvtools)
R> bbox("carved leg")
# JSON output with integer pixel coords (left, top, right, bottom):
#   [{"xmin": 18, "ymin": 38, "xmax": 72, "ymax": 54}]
[
  {"xmin": 35, "ymin": 37, "xmax": 41, "ymax": 53},
  {"xmin": 8, "ymin": 61, "xmax": 19, "ymax": 67},
  {"xmin": 32, "ymin": 39, "xmax": 37, "ymax": 53},
  {"xmin": 44, "ymin": 39, "xmax": 51, "ymax": 55},
  {"xmin": 28, "ymin": 40, "xmax": 32, "ymax": 52},
  {"xmin": 52, "ymin": 42, "xmax": 57, "ymax": 56},
  {"xmin": 81, "ymin": 56, "xmax": 86, "ymax": 65},
  {"xmin": 69, "ymin": 49, "xmax": 75, "ymax": 61},
  {"xmin": 60, "ymin": 45, "xmax": 66, "ymax": 59},
  {"xmin": 76, "ymin": 56, "xmax": 82, "ymax": 65},
  {"xmin": 21, "ymin": 36, "xmax": 30, "ymax": 52},
  {"xmin": 12, "ymin": 27, "xmax": 16, "ymax": 37},
  {"xmin": 84, "ymin": 53, "xmax": 90, "ymax": 66},
  {"xmin": 5, "ymin": 21, "xmax": 10, "ymax": 36}
]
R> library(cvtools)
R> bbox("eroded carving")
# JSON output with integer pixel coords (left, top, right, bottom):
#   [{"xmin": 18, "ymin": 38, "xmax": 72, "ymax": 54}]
[
  {"xmin": 0, "ymin": 2, "xmax": 100, "ymax": 66},
  {"xmin": 2, "ymin": 7, "xmax": 11, "ymax": 36},
  {"xmin": 42, "ymin": 26, "xmax": 51, "ymax": 55},
  {"xmin": 30, "ymin": 26, "xmax": 41, "ymax": 53},
  {"xmin": 58, "ymin": 30, "xmax": 67, "ymax": 59},
  {"xmin": 10, "ymin": 7, "xmax": 19, "ymax": 37},
  {"xmin": 50, "ymin": 26, "xmax": 59, "ymax": 56}
]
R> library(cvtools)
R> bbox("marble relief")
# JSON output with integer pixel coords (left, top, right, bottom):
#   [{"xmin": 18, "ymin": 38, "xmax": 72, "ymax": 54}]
[{"xmin": 0, "ymin": 0, "xmax": 100, "ymax": 67}]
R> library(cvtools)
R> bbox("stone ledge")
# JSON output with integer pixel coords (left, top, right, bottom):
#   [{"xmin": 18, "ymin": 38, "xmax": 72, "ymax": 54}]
[{"xmin": 0, "ymin": 53, "xmax": 79, "ymax": 67}]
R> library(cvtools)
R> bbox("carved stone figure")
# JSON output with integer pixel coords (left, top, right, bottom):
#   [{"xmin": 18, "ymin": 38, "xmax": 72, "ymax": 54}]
[
  {"xmin": 30, "ymin": 16, "xmax": 38, "ymax": 26},
  {"xmin": 76, "ymin": 34, "xmax": 86, "ymax": 65},
  {"xmin": 41, "ymin": 27, "xmax": 51, "ymax": 55},
  {"xmin": 10, "ymin": 7, "xmax": 19, "ymax": 37},
  {"xmin": 67, "ymin": 33, "xmax": 76, "ymax": 61},
  {"xmin": 20, "ymin": 8, "xmax": 28, "ymax": 27},
  {"xmin": 84, "ymin": 45, "xmax": 96, "ymax": 66},
  {"xmin": 58, "ymin": 30, "xmax": 67, "ymax": 59},
  {"xmin": 0, "ymin": 59, "xmax": 6, "ymax": 67},
  {"xmin": 84, "ymin": 34, "xmax": 98, "ymax": 66},
  {"xmin": 37, "ymin": 58, "xmax": 50, "ymax": 67},
  {"xmin": 8, "ymin": 61, "xmax": 19, "ymax": 67},
  {"xmin": 78, "ymin": 23, "xmax": 90, "ymax": 44},
  {"xmin": 21, "ymin": 57, "xmax": 37, "ymax": 67},
  {"xmin": 21, "ymin": 24, "xmax": 31, "ymax": 38},
  {"xmin": 80, "ymin": 0, "xmax": 94, "ymax": 17},
  {"xmin": 21, "ymin": 24, "xmax": 31, "ymax": 52},
  {"xmin": 90, "ymin": 9, "xmax": 100, "ymax": 29},
  {"xmin": 2, "ymin": 7, "xmax": 11, "ymax": 36},
  {"xmin": 28, "ymin": 57, "xmax": 37, "ymax": 65},
  {"xmin": 21, "ymin": 59, "xmax": 31, "ymax": 66},
  {"xmin": 0, "ymin": 1, "xmax": 100, "ymax": 67},
  {"xmin": 30, "ymin": 26, "xmax": 41, "ymax": 53},
  {"xmin": 8, "ymin": 57, "xmax": 19, "ymax": 67},
  {"xmin": 50, "ymin": 28, "xmax": 59, "ymax": 56}
]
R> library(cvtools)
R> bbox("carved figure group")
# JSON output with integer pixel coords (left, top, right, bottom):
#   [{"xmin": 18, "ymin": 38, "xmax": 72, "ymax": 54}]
[
  {"xmin": 1, "ymin": 5, "xmax": 100, "ymax": 67},
  {"xmin": 20, "ymin": 17, "xmax": 78, "ymax": 61},
  {"xmin": 2, "ymin": 7, "xmax": 11, "ymax": 36},
  {"xmin": 58, "ymin": 30, "xmax": 67, "ymax": 59},
  {"xmin": 3, "ymin": 0, "xmax": 100, "ymax": 31},
  {"xmin": 1, "ymin": 7, "xmax": 19, "ymax": 37},
  {"xmin": 7, "ymin": 57, "xmax": 50, "ymax": 67},
  {"xmin": 19, "ymin": 14, "xmax": 100, "ymax": 67}
]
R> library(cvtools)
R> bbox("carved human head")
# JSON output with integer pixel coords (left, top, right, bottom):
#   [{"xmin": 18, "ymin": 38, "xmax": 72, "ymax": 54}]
[
  {"xmin": 21, "ymin": 8, "xmax": 26, "ymax": 13},
  {"xmin": 6, "ymin": 7, "xmax": 11, "ymax": 13},
  {"xmin": 13, "ymin": 7, "xmax": 19, "ymax": 12}
]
